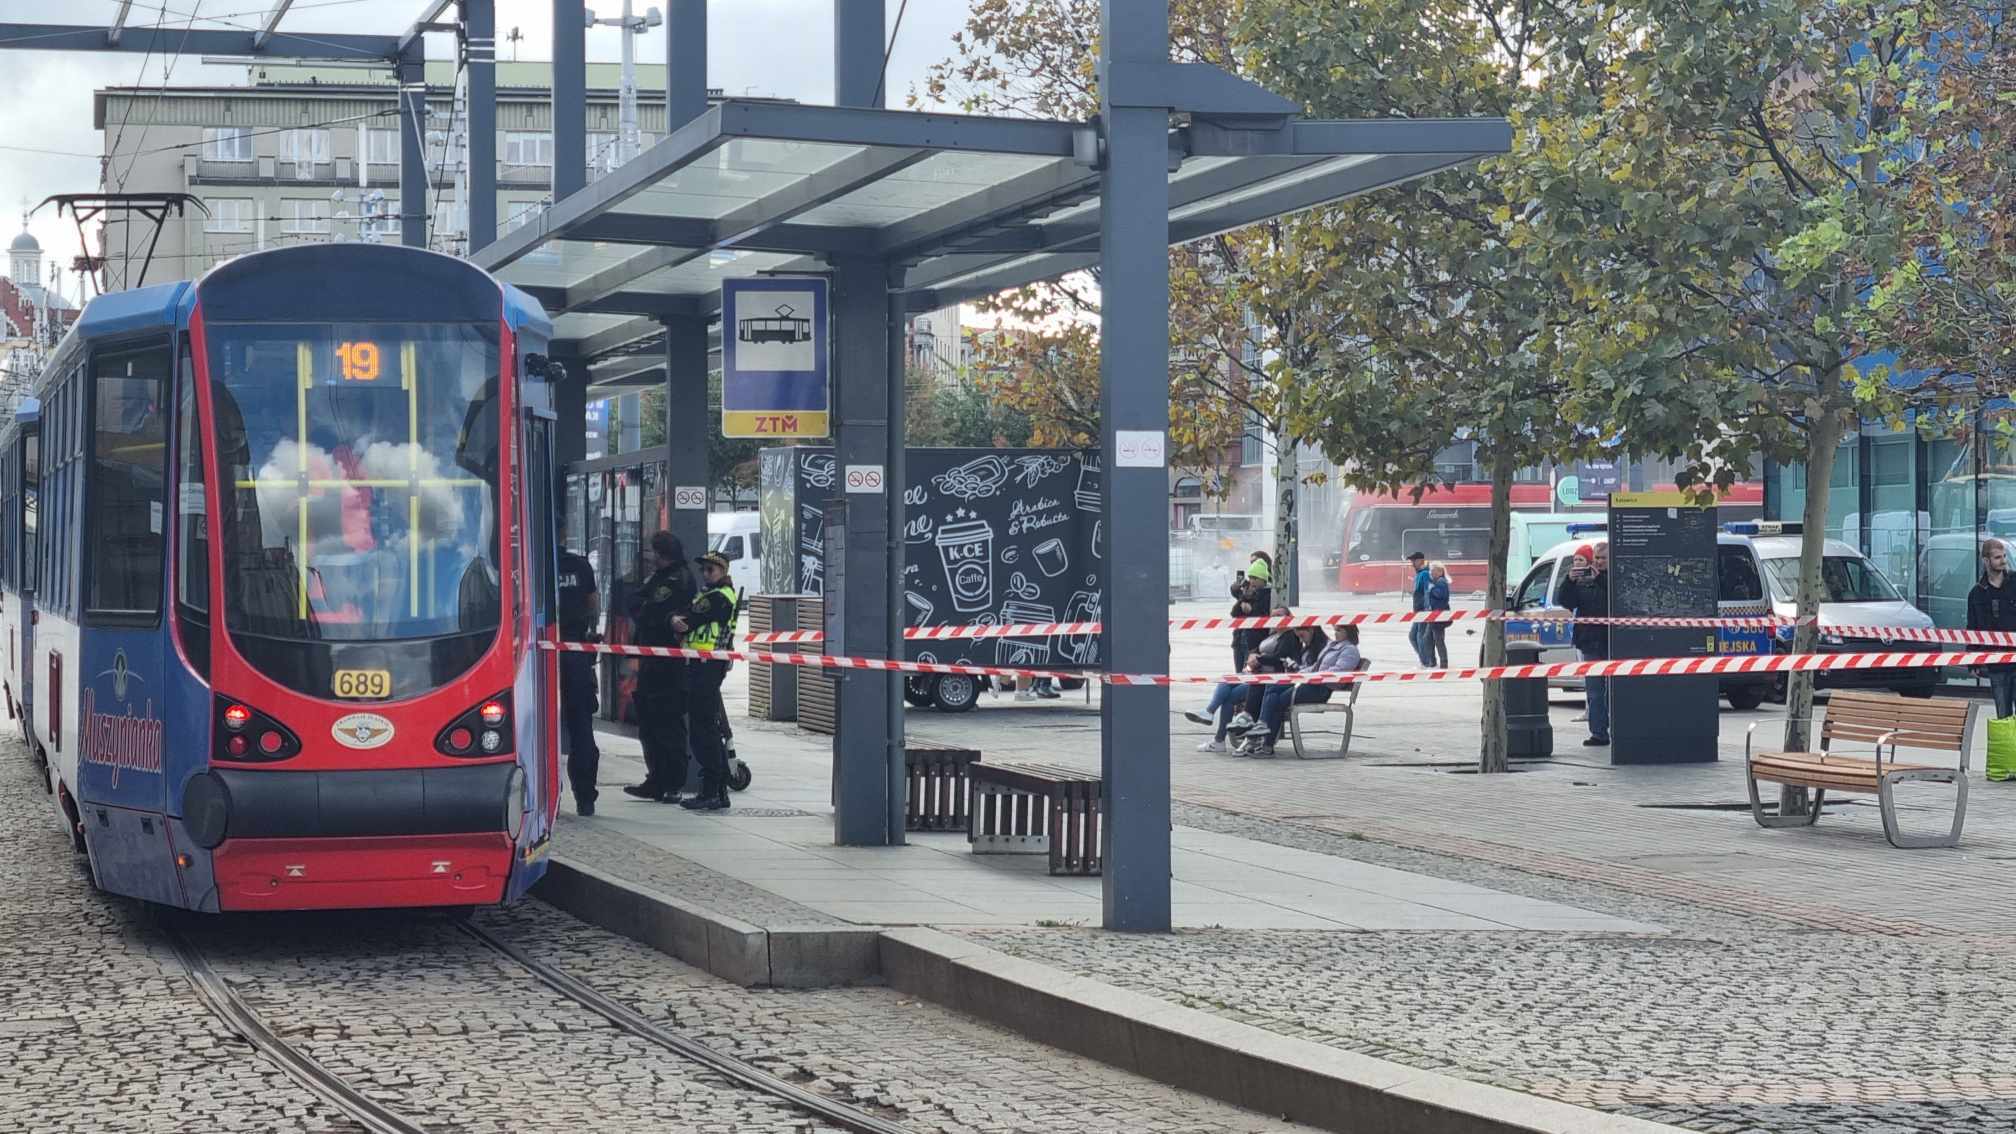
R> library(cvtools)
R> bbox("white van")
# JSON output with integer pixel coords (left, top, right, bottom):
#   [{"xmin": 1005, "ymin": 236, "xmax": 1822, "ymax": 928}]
[
  {"xmin": 1506, "ymin": 522, "xmax": 1938, "ymax": 708},
  {"xmin": 707, "ymin": 511, "xmax": 761, "ymax": 598},
  {"xmin": 1507, "ymin": 512, "xmax": 1597, "ymax": 583}
]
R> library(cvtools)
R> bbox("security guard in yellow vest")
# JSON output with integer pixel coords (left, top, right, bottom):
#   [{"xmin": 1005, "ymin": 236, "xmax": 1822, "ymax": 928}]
[{"xmin": 679, "ymin": 552, "xmax": 739, "ymax": 810}]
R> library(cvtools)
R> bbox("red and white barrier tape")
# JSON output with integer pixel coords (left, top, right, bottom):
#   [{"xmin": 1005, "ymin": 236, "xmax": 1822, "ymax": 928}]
[
  {"xmin": 543, "ymin": 639, "xmax": 2016, "ymax": 687},
  {"xmin": 745, "ymin": 613, "xmax": 2016, "ymax": 647}
]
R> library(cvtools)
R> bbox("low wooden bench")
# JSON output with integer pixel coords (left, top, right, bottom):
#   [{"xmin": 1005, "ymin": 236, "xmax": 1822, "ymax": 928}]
[
  {"xmin": 968, "ymin": 761, "xmax": 1102, "ymax": 876},
  {"xmin": 905, "ymin": 740, "xmax": 981, "ymax": 833},
  {"xmin": 1746, "ymin": 691, "xmax": 1976, "ymax": 849}
]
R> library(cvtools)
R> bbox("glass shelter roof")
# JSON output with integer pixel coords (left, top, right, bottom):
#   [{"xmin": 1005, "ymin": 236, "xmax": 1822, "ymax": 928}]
[{"xmin": 477, "ymin": 100, "xmax": 1510, "ymax": 361}]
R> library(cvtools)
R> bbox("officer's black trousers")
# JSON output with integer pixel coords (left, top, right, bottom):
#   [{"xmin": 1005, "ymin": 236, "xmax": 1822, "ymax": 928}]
[
  {"xmin": 560, "ymin": 653, "xmax": 600, "ymax": 804},
  {"xmin": 688, "ymin": 661, "xmax": 730, "ymax": 795},
  {"xmin": 636, "ymin": 658, "xmax": 689, "ymax": 795}
]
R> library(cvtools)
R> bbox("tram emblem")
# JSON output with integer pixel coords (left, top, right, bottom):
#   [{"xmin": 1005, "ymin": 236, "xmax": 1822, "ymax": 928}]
[{"xmin": 331, "ymin": 712, "xmax": 395, "ymax": 750}]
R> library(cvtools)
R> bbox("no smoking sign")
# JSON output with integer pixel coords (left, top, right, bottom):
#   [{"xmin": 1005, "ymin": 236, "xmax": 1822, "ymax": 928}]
[
  {"xmin": 845, "ymin": 464, "xmax": 885, "ymax": 493},
  {"xmin": 673, "ymin": 485, "xmax": 707, "ymax": 510}
]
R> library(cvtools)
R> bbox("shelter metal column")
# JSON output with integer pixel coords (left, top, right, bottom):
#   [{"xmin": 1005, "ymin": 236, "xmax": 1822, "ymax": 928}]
[
  {"xmin": 552, "ymin": 0, "xmax": 587, "ymax": 199},
  {"xmin": 661, "ymin": 317, "xmax": 708, "ymax": 564},
  {"xmin": 465, "ymin": 0, "xmax": 497, "ymax": 252},
  {"xmin": 1098, "ymin": 0, "xmax": 1173, "ymax": 931},
  {"xmin": 553, "ymin": 351, "xmax": 588, "ymax": 473},
  {"xmin": 830, "ymin": 0, "xmax": 901, "ymax": 846},
  {"xmin": 397, "ymin": 42, "xmax": 427, "ymax": 248},
  {"xmin": 666, "ymin": 0, "xmax": 707, "ymax": 128}
]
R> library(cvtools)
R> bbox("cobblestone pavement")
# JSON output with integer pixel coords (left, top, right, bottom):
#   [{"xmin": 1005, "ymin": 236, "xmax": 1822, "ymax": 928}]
[
  {"xmin": 0, "ymin": 743, "xmax": 358, "ymax": 1134},
  {"xmin": 484, "ymin": 899, "xmax": 1304, "ymax": 1133}
]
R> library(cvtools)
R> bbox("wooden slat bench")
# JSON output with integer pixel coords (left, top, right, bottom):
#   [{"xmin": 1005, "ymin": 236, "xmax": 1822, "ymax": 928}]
[
  {"xmin": 1746, "ymin": 691, "xmax": 1976, "ymax": 849},
  {"xmin": 905, "ymin": 740, "xmax": 981, "ymax": 832},
  {"xmin": 968, "ymin": 762, "xmax": 1102, "ymax": 876}
]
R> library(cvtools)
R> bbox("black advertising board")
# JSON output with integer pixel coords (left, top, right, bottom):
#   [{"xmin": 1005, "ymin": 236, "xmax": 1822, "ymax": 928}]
[
  {"xmin": 1606, "ymin": 491, "xmax": 1718, "ymax": 764},
  {"xmin": 760, "ymin": 446, "xmax": 1104, "ymax": 670}
]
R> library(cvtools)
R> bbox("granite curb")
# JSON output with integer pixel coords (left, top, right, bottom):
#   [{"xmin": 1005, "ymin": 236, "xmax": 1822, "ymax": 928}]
[{"xmin": 538, "ymin": 853, "xmax": 1689, "ymax": 1134}]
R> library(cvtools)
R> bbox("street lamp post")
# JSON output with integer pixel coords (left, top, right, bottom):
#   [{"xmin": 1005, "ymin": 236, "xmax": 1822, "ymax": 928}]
[{"xmin": 586, "ymin": 2, "xmax": 661, "ymax": 170}]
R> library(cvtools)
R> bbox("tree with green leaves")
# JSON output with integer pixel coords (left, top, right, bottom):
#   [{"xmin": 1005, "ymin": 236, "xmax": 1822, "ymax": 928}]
[
  {"xmin": 1520, "ymin": 0, "xmax": 1972, "ymax": 760},
  {"xmin": 1240, "ymin": 0, "xmax": 1597, "ymax": 772}
]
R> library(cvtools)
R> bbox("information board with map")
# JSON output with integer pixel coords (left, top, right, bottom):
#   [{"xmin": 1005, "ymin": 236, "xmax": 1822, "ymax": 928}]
[{"xmin": 1607, "ymin": 492, "xmax": 1719, "ymax": 764}]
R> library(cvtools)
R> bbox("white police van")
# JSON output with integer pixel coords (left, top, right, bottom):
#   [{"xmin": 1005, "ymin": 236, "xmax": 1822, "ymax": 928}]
[{"xmin": 1506, "ymin": 522, "xmax": 1938, "ymax": 708}]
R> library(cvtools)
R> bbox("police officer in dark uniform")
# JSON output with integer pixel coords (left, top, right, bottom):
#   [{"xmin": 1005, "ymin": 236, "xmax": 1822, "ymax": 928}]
[
  {"xmin": 622, "ymin": 531, "xmax": 694, "ymax": 802},
  {"xmin": 680, "ymin": 552, "xmax": 739, "ymax": 811},
  {"xmin": 556, "ymin": 546, "xmax": 601, "ymax": 816}
]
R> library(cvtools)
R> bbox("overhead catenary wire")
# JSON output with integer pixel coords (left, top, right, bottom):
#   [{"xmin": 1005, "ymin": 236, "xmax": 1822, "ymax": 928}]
[
  {"xmin": 870, "ymin": 0, "xmax": 912, "ymax": 109},
  {"xmin": 115, "ymin": 0, "xmax": 208, "ymax": 195}
]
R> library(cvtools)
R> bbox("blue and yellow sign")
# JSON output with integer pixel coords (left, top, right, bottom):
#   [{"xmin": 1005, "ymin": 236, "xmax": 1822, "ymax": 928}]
[{"xmin": 722, "ymin": 277, "xmax": 829, "ymax": 439}]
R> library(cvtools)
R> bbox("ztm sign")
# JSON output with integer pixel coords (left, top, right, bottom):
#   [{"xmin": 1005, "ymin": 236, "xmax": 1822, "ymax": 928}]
[{"xmin": 721, "ymin": 277, "xmax": 829, "ymax": 439}]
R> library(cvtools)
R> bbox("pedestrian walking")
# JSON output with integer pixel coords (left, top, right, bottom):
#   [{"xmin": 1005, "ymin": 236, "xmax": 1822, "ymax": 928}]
[
  {"xmin": 623, "ymin": 531, "xmax": 696, "ymax": 802},
  {"xmin": 1556, "ymin": 541, "xmax": 1611, "ymax": 746},
  {"xmin": 1968, "ymin": 538, "xmax": 2016, "ymax": 718},
  {"xmin": 556, "ymin": 545, "xmax": 602, "ymax": 816},
  {"xmin": 1406, "ymin": 550, "xmax": 1434, "ymax": 666},
  {"xmin": 1424, "ymin": 560, "xmax": 1452, "ymax": 668},
  {"xmin": 678, "ymin": 552, "xmax": 739, "ymax": 811}
]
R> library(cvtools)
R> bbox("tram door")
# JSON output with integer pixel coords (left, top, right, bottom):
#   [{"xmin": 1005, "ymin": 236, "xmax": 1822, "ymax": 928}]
[{"xmin": 506, "ymin": 390, "xmax": 561, "ymax": 901}]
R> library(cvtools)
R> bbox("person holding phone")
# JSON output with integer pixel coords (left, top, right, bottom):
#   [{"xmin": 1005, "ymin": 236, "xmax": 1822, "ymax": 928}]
[{"xmin": 1555, "ymin": 542, "xmax": 1611, "ymax": 747}]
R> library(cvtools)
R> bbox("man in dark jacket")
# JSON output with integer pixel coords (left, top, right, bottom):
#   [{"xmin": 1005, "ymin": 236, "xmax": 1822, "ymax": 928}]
[
  {"xmin": 1555, "ymin": 541, "xmax": 1611, "ymax": 746},
  {"xmin": 623, "ymin": 532, "xmax": 695, "ymax": 802},
  {"xmin": 679, "ymin": 552, "xmax": 740, "ymax": 810},
  {"xmin": 1968, "ymin": 538, "xmax": 2016, "ymax": 718},
  {"xmin": 556, "ymin": 546, "xmax": 601, "ymax": 815},
  {"xmin": 1406, "ymin": 551, "xmax": 1433, "ymax": 665}
]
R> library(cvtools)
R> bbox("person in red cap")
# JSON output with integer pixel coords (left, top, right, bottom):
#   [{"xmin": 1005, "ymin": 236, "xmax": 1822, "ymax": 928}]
[{"xmin": 1556, "ymin": 540, "xmax": 1611, "ymax": 746}]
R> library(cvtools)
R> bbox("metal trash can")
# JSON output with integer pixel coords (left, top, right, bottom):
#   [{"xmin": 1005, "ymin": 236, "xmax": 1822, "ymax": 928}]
[{"xmin": 1502, "ymin": 642, "xmax": 1554, "ymax": 759}]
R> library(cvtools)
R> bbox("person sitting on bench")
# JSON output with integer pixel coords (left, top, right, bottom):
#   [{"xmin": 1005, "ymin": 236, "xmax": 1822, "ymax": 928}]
[
  {"xmin": 1234, "ymin": 624, "xmax": 1363, "ymax": 758},
  {"xmin": 1188, "ymin": 605, "xmax": 1294, "ymax": 752}
]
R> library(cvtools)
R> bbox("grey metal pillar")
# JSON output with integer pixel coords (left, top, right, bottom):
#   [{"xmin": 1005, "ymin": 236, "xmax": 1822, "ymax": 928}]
[
  {"xmin": 831, "ymin": 0, "xmax": 900, "ymax": 846},
  {"xmin": 464, "ymin": 0, "xmax": 497, "ymax": 252},
  {"xmin": 554, "ymin": 354, "xmax": 588, "ymax": 472},
  {"xmin": 666, "ymin": 0, "xmax": 706, "ymax": 128},
  {"xmin": 552, "ymin": 0, "xmax": 587, "ymax": 199},
  {"xmin": 397, "ymin": 42, "xmax": 427, "ymax": 248},
  {"xmin": 1097, "ymin": 0, "xmax": 1173, "ymax": 931},
  {"xmin": 661, "ymin": 317, "xmax": 708, "ymax": 562}
]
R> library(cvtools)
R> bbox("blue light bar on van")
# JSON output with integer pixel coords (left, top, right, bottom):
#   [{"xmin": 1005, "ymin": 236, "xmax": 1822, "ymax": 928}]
[
  {"xmin": 1723, "ymin": 521, "xmax": 1803, "ymax": 536},
  {"xmin": 1565, "ymin": 522, "xmax": 1609, "ymax": 536}
]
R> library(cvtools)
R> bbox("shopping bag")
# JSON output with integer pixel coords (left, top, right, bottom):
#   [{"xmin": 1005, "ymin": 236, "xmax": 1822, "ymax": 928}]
[{"xmin": 1986, "ymin": 715, "xmax": 2016, "ymax": 783}]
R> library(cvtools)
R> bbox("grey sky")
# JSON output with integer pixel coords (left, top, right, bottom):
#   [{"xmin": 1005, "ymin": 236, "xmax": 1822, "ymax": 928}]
[{"xmin": 0, "ymin": 0, "xmax": 975, "ymax": 296}]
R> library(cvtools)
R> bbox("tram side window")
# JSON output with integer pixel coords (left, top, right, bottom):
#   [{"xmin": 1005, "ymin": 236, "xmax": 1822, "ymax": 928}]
[
  {"xmin": 21, "ymin": 432, "xmax": 37, "ymax": 592},
  {"xmin": 177, "ymin": 339, "xmax": 208, "ymax": 614},
  {"xmin": 88, "ymin": 345, "xmax": 171, "ymax": 618}
]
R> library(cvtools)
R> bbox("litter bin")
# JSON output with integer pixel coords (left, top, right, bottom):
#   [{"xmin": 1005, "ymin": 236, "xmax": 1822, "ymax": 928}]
[{"xmin": 1502, "ymin": 642, "xmax": 1554, "ymax": 759}]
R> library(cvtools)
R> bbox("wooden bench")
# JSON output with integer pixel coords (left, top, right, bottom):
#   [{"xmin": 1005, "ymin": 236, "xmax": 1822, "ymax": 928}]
[
  {"xmin": 968, "ymin": 761, "xmax": 1102, "ymax": 876},
  {"xmin": 905, "ymin": 740, "xmax": 981, "ymax": 833},
  {"xmin": 1285, "ymin": 659, "xmax": 1371, "ymax": 759},
  {"xmin": 1746, "ymin": 691, "xmax": 1975, "ymax": 849}
]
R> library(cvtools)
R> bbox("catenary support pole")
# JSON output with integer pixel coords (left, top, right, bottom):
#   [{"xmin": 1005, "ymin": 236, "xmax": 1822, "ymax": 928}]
[
  {"xmin": 552, "ymin": 0, "xmax": 587, "ymax": 199},
  {"xmin": 666, "ymin": 0, "xmax": 707, "ymax": 128},
  {"xmin": 464, "ymin": 0, "xmax": 497, "ymax": 252},
  {"xmin": 397, "ymin": 42, "xmax": 427, "ymax": 248},
  {"xmin": 830, "ymin": 0, "xmax": 901, "ymax": 846},
  {"xmin": 661, "ymin": 317, "xmax": 708, "ymax": 562},
  {"xmin": 1098, "ymin": 0, "xmax": 1173, "ymax": 931}
]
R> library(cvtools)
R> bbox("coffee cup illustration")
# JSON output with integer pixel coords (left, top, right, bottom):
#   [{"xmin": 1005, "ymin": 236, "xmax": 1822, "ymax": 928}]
[
  {"xmin": 935, "ymin": 516, "xmax": 996, "ymax": 612},
  {"xmin": 1033, "ymin": 537, "xmax": 1068, "ymax": 577}
]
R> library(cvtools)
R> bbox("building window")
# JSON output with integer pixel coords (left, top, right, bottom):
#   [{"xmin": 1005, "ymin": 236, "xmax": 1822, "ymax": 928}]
[
  {"xmin": 204, "ymin": 198, "xmax": 254, "ymax": 233},
  {"xmin": 504, "ymin": 200, "xmax": 544, "ymax": 233},
  {"xmin": 365, "ymin": 127, "xmax": 400, "ymax": 165},
  {"xmin": 587, "ymin": 131, "xmax": 618, "ymax": 175},
  {"xmin": 280, "ymin": 198, "xmax": 331, "ymax": 235},
  {"xmin": 203, "ymin": 126, "xmax": 254, "ymax": 162},
  {"xmin": 504, "ymin": 131, "xmax": 553, "ymax": 167},
  {"xmin": 280, "ymin": 128, "xmax": 330, "ymax": 164}
]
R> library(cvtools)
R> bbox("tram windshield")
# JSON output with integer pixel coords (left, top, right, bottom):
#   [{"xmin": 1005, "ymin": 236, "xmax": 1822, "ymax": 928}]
[{"xmin": 206, "ymin": 322, "xmax": 502, "ymax": 641}]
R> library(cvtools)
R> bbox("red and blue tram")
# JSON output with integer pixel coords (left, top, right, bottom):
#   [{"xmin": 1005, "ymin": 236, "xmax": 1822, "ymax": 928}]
[{"xmin": 9, "ymin": 243, "xmax": 562, "ymax": 912}]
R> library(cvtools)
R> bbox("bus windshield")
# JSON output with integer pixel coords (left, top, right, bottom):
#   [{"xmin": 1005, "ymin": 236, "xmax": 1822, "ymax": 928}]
[
  {"xmin": 206, "ymin": 322, "xmax": 501, "ymax": 641},
  {"xmin": 1344, "ymin": 505, "xmax": 1492, "ymax": 563}
]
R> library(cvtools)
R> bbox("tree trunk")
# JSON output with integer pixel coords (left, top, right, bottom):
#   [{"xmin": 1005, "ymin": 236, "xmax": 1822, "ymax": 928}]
[
  {"xmin": 1781, "ymin": 366, "xmax": 1847, "ymax": 813},
  {"xmin": 1273, "ymin": 432, "xmax": 1299, "ymax": 606},
  {"xmin": 1479, "ymin": 445, "xmax": 1516, "ymax": 773}
]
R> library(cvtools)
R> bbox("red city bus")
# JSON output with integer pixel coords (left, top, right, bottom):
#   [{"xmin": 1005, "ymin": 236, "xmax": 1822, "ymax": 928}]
[
  {"xmin": 1334, "ymin": 480, "xmax": 1766, "ymax": 594},
  {"xmin": 1334, "ymin": 484, "xmax": 1556, "ymax": 594}
]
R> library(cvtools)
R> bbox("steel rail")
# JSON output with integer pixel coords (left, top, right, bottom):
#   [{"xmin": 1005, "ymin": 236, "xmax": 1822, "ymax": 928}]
[
  {"xmin": 459, "ymin": 921, "xmax": 922, "ymax": 1134},
  {"xmin": 162, "ymin": 927, "xmax": 433, "ymax": 1134}
]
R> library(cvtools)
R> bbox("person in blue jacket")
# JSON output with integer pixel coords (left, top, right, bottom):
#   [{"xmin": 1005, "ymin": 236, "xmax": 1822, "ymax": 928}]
[{"xmin": 1406, "ymin": 550, "xmax": 1434, "ymax": 666}]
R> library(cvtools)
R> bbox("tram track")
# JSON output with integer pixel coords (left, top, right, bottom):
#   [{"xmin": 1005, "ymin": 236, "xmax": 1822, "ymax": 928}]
[
  {"xmin": 162, "ymin": 925, "xmax": 430, "ymax": 1134},
  {"xmin": 162, "ymin": 912, "xmax": 923, "ymax": 1134}
]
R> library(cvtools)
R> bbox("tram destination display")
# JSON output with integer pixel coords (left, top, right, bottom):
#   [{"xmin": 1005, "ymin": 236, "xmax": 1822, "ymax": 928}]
[{"xmin": 760, "ymin": 446, "xmax": 1104, "ymax": 669}]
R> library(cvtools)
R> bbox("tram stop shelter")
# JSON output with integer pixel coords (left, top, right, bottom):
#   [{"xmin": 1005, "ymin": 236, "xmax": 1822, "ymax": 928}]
[{"xmin": 477, "ymin": 3, "xmax": 1508, "ymax": 932}]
